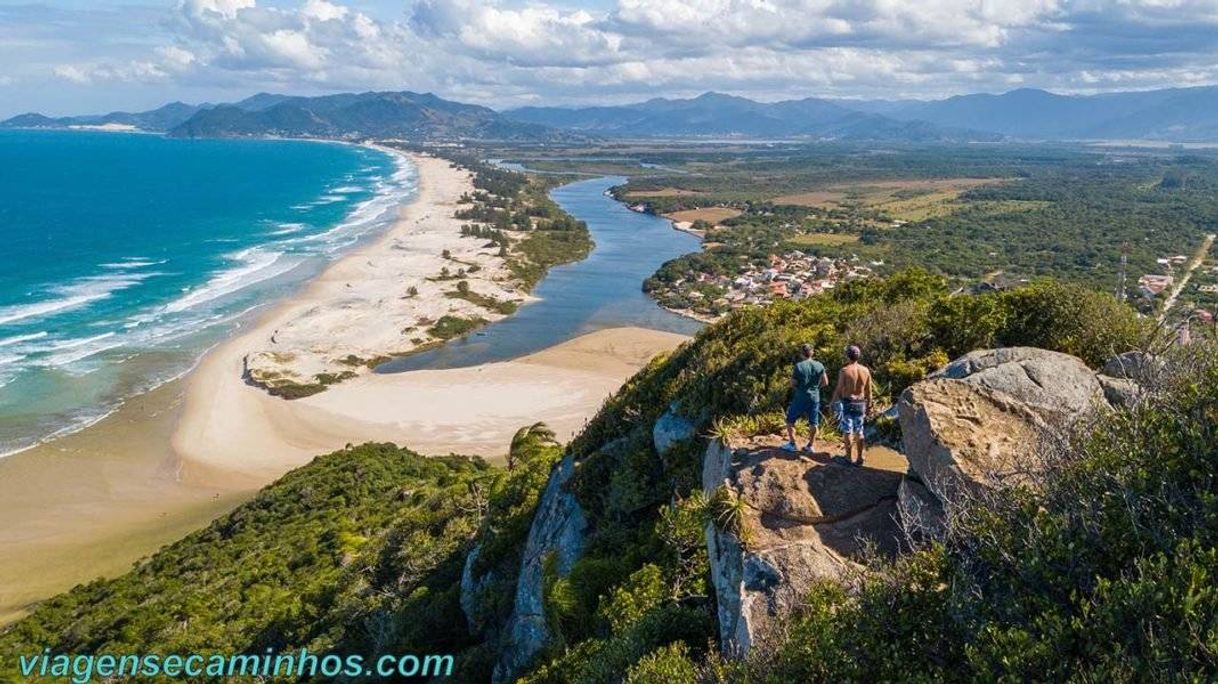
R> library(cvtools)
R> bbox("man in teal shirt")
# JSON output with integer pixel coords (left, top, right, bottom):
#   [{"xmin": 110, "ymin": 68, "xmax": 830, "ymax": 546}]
[{"xmin": 782, "ymin": 343, "xmax": 828, "ymax": 453}]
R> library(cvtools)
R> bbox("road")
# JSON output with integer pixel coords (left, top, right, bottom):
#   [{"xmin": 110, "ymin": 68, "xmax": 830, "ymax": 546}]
[{"xmin": 1160, "ymin": 232, "xmax": 1217, "ymax": 322}]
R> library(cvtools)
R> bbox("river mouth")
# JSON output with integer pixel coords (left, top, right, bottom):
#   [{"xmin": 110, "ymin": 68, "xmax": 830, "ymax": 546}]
[{"xmin": 376, "ymin": 175, "xmax": 704, "ymax": 373}]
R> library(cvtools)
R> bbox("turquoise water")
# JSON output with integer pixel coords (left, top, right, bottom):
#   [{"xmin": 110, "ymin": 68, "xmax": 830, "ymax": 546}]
[
  {"xmin": 0, "ymin": 130, "xmax": 414, "ymax": 455},
  {"xmin": 379, "ymin": 176, "xmax": 703, "ymax": 372}
]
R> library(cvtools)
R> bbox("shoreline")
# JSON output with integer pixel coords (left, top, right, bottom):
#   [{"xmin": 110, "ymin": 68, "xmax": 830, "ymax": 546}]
[
  {"xmin": 237, "ymin": 150, "xmax": 539, "ymax": 397},
  {"xmin": 0, "ymin": 149, "xmax": 691, "ymax": 624},
  {"xmin": 0, "ymin": 138, "xmax": 415, "ymax": 461}
]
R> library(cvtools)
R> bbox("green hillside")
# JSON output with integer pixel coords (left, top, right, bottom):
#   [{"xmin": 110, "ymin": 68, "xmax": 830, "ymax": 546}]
[{"xmin": 5, "ymin": 271, "xmax": 1217, "ymax": 683}]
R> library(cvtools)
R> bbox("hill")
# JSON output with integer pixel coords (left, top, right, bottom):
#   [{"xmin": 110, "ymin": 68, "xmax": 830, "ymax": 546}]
[
  {"xmin": 0, "ymin": 102, "xmax": 207, "ymax": 132},
  {"xmin": 11, "ymin": 85, "xmax": 1218, "ymax": 141},
  {"xmin": 502, "ymin": 86, "xmax": 1218, "ymax": 141},
  {"xmin": 1, "ymin": 92, "xmax": 563, "ymax": 141},
  {"xmin": 8, "ymin": 270, "xmax": 1214, "ymax": 683},
  {"xmin": 504, "ymin": 92, "xmax": 988, "ymax": 141},
  {"xmin": 168, "ymin": 91, "xmax": 562, "ymax": 141},
  {"xmin": 886, "ymin": 86, "xmax": 1218, "ymax": 141}
]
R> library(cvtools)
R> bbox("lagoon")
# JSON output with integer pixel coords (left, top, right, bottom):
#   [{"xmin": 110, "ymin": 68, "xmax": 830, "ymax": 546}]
[{"xmin": 378, "ymin": 175, "xmax": 703, "ymax": 372}]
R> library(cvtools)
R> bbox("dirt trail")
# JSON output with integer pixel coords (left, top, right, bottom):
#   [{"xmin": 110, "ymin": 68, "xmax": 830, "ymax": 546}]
[{"xmin": 1160, "ymin": 233, "xmax": 1216, "ymax": 322}]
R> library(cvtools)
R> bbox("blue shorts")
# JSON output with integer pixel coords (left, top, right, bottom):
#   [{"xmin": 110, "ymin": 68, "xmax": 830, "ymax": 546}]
[
  {"xmin": 786, "ymin": 397, "xmax": 821, "ymax": 427},
  {"xmin": 839, "ymin": 400, "xmax": 866, "ymax": 435}
]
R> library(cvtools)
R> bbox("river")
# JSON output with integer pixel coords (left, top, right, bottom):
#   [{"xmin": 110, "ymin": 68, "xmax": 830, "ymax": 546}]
[{"xmin": 377, "ymin": 175, "xmax": 704, "ymax": 372}]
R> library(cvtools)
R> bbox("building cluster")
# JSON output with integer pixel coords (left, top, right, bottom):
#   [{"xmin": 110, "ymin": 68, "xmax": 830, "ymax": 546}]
[
  {"xmin": 1137, "ymin": 254, "xmax": 1192, "ymax": 298},
  {"xmin": 679, "ymin": 251, "xmax": 877, "ymax": 311}
]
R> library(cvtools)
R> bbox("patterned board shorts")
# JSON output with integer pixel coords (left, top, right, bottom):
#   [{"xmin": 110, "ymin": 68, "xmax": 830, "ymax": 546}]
[{"xmin": 838, "ymin": 400, "xmax": 866, "ymax": 435}]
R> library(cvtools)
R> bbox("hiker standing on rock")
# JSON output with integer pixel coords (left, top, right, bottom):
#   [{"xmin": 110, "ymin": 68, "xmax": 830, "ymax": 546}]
[
  {"xmin": 831, "ymin": 345, "xmax": 873, "ymax": 466},
  {"xmin": 782, "ymin": 343, "xmax": 828, "ymax": 454}
]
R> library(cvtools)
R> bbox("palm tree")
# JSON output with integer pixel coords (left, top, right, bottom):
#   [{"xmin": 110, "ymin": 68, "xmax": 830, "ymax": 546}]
[{"xmin": 508, "ymin": 422, "xmax": 557, "ymax": 471}]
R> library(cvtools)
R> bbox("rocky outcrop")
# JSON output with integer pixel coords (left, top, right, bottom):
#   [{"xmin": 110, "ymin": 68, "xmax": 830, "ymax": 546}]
[
  {"xmin": 459, "ymin": 544, "xmax": 493, "ymax": 634},
  {"xmin": 493, "ymin": 454, "xmax": 587, "ymax": 684},
  {"xmin": 703, "ymin": 440, "xmax": 905, "ymax": 655},
  {"xmin": 1097, "ymin": 374, "xmax": 1143, "ymax": 409},
  {"xmin": 897, "ymin": 476, "xmax": 945, "ymax": 540},
  {"xmin": 898, "ymin": 378, "xmax": 1049, "ymax": 502},
  {"xmin": 653, "ymin": 403, "xmax": 697, "ymax": 455},
  {"xmin": 1103, "ymin": 351, "xmax": 1163, "ymax": 384},
  {"xmin": 928, "ymin": 347, "xmax": 1104, "ymax": 424}
]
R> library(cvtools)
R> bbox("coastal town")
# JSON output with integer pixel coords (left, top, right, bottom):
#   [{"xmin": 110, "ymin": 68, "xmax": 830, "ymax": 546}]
[{"xmin": 646, "ymin": 246, "xmax": 879, "ymax": 321}]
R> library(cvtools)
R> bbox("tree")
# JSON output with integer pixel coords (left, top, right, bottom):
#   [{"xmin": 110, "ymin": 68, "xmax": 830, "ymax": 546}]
[{"xmin": 508, "ymin": 422, "xmax": 558, "ymax": 471}]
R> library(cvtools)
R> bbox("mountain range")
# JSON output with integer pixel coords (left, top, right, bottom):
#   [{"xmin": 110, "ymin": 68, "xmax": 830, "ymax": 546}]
[
  {"xmin": 6, "ymin": 85, "xmax": 1218, "ymax": 142},
  {"xmin": 502, "ymin": 91, "xmax": 989, "ymax": 141},
  {"xmin": 1, "ymin": 91, "xmax": 557, "ymax": 141}
]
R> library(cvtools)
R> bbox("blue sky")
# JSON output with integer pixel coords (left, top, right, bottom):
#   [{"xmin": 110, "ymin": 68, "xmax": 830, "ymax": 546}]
[{"xmin": 3, "ymin": 0, "xmax": 1218, "ymax": 117}]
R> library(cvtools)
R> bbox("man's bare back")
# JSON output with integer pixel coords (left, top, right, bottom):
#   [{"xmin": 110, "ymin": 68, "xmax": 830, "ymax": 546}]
[{"xmin": 834, "ymin": 362, "xmax": 872, "ymax": 404}]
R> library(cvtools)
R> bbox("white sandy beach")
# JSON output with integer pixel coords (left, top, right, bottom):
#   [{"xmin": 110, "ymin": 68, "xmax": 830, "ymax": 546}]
[
  {"xmin": 0, "ymin": 151, "xmax": 690, "ymax": 624},
  {"xmin": 240, "ymin": 152, "xmax": 527, "ymax": 389}
]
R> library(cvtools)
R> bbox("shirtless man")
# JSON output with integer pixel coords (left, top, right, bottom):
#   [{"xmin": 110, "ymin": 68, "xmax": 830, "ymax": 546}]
[{"xmin": 830, "ymin": 345, "xmax": 872, "ymax": 466}]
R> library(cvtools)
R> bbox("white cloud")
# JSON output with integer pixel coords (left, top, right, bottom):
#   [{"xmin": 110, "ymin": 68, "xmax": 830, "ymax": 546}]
[
  {"xmin": 23, "ymin": 0, "xmax": 1218, "ymax": 108},
  {"xmin": 53, "ymin": 64, "xmax": 93, "ymax": 84},
  {"xmin": 302, "ymin": 0, "xmax": 349, "ymax": 22}
]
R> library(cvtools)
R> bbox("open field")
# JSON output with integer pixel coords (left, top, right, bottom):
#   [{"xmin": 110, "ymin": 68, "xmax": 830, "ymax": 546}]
[
  {"xmin": 771, "ymin": 178, "xmax": 1005, "ymax": 220},
  {"xmin": 625, "ymin": 187, "xmax": 706, "ymax": 198},
  {"xmin": 787, "ymin": 232, "xmax": 861, "ymax": 246},
  {"xmin": 664, "ymin": 207, "xmax": 742, "ymax": 224}
]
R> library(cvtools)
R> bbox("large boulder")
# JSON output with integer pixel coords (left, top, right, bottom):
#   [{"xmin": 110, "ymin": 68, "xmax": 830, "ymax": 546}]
[
  {"xmin": 897, "ymin": 476, "xmax": 945, "ymax": 541},
  {"xmin": 1103, "ymin": 351, "xmax": 1163, "ymax": 384},
  {"xmin": 703, "ymin": 440, "xmax": 905, "ymax": 656},
  {"xmin": 653, "ymin": 403, "xmax": 697, "ymax": 455},
  {"xmin": 898, "ymin": 378, "xmax": 1050, "ymax": 502},
  {"xmin": 1097, "ymin": 374, "xmax": 1143, "ymax": 409},
  {"xmin": 493, "ymin": 454, "xmax": 587, "ymax": 683},
  {"xmin": 459, "ymin": 544, "xmax": 493, "ymax": 634},
  {"xmin": 928, "ymin": 347, "xmax": 1104, "ymax": 424}
]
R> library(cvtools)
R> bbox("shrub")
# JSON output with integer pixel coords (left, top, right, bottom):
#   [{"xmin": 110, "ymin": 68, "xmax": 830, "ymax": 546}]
[{"xmin": 625, "ymin": 641, "xmax": 699, "ymax": 684}]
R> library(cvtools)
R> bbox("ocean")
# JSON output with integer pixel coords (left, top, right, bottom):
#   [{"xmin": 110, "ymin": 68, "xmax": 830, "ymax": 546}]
[{"xmin": 0, "ymin": 129, "xmax": 415, "ymax": 456}]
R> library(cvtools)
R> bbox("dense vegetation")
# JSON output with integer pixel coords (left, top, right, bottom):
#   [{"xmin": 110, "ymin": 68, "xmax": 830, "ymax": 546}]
[
  {"xmin": 0, "ymin": 437, "xmax": 563, "ymax": 683},
  {"xmin": 561, "ymin": 143, "xmax": 1218, "ymax": 317},
  {"xmin": 423, "ymin": 150, "xmax": 594, "ymax": 292}
]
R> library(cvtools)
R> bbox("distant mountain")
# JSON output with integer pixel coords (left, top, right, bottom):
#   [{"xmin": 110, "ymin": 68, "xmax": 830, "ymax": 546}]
[
  {"xmin": 9, "ymin": 85, "xmax": 1218, "ymax": 142},
  {"xmin": 504, "ymin": 92, "xmax": 989, "ymax": 141},
  {"xmin": 2, "ymin": 91, "xmax": 563, "ymax": 141},
  {"xmin": 885, "ymin": 86, "xmax": 1218, "ymax": 141},
  {"xmin": 167, "ymin": 91, "xmax": 561, "ymax": 141},
  {"xmin": 0, "ymin": 101, "xmax": 208, "ymax": 132}
]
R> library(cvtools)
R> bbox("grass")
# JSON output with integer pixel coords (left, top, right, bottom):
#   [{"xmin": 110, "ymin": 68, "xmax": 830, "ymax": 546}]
[
  {"xmin": 263, "ymin": 370, "xmax": 357, "ymax": 400},
  {"xmin": 787, "ymin": 232, "xmax": 861, "ymax": 247},
  {"xmin": 771, "ymin": 178, "xmax": 1005, "ymax": 212},
  {"xmin": 663, "ymin": 207, "xmax": 742, "ymax": 224},
  {"xmin": 874, "ymin": 189, "xmax": 964, "ymax": 221},
  {"xmin": 446, "ymin": 285, "xmax": 520, "ymax": 315},
  {"xmin": 428, "ymin": 314, "xmax": 488, "ymax": 340},
  {"xmin": 624, "ymin": 187, "xmax": 706, "ymax": 198}
]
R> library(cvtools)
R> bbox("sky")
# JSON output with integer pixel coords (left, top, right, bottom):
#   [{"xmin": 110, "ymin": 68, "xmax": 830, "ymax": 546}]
[{"xmin": 3, "ymin": 0, "xmax": 1218, "ymax": 117}]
